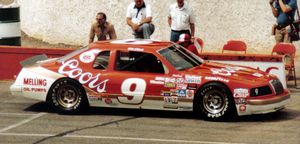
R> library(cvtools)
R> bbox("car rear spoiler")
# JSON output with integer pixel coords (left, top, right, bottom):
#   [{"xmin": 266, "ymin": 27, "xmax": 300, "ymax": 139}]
[{"xmin": 20, "ymin": 54, "xmax": 48, "ymax": 67}]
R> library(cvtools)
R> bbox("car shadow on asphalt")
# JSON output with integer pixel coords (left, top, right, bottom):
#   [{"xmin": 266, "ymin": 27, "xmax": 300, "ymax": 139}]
[{"xmin": 24, "ymin": 102, "xmax": 300, "ymax": 122}]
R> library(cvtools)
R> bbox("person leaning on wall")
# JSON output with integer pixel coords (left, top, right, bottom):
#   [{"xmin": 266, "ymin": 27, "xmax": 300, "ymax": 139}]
[
  {"xmin": 168, "ymin": 0, "xmax": 196, "ymax": 42},
  {"xmin": 89, "ymin": 12, "xmax": 117, "ymax": 43},
  {"xmin": 126, "ymin": 0, "xmax": 155, "ymax": 39},
  {"xmin": 269, "ymin": 0, "xmax": 298, "ymax": 43}
]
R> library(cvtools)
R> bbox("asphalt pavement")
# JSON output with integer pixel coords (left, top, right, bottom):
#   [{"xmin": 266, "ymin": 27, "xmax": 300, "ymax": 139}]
[{"xmin": 0, "ymin": 81, "xmax": 300, "ymax": 144}]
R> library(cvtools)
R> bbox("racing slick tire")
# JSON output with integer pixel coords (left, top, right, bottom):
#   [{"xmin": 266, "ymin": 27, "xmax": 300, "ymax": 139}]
[
  {"xmin": 47, "ymin": 78, "xmax": 88, "ymax": 114},
  {"xmin": 194, "ymin": 82, "xmax": 236, "ymax": 121}
]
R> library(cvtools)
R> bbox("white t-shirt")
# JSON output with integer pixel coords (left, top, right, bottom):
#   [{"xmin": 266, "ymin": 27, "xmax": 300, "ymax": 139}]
[
  {"xmin": 169, "ymin": 2, "xmax": 195, "ymax": 31},
  {"xmin": 126, "ymin": 2, "xmax": 152, "ymax": 24}
]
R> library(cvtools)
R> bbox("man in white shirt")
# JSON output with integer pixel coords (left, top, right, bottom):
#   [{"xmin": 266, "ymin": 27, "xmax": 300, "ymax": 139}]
[
  {"xmin": 126, "ymin": 0, "xmax": 155, "ymax": 39},
  {"xmin": 168, "ymin": 0, "xmax": 195, "ymax": 42}
]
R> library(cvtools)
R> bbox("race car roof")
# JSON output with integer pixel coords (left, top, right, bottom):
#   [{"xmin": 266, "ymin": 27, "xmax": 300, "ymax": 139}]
[{"xmin": 89, "ymin": 39, "xmax": 174, "ymax": 51}]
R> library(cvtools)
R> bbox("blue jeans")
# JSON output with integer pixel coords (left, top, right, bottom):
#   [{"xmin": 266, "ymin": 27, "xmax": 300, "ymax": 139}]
[
  {"xmin": 170, "ymin": 30, "xmax": 190, "ymax": 42},
  {"xmin": 134, "ymin": 23, "xmax": 155, "ymax": 39}
]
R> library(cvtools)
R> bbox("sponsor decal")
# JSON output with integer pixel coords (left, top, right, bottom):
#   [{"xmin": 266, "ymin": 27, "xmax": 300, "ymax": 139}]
[
  {"xmin": 210, "ymin": 66, "xmax": 245, "ymax": 76},
  {"xmin": 210, "ymin": 68, "xmax": 231, "ymax": 76},
  {"xmin": 23, "ymin": 78, "xmax": 47, "ymax": 86},
  {"xmin": 128, "ymin": 47, "xmax": 144, "ymax": 52},
  {"xmin": 170, "ymin": 89, "xmax": 178, "ymax": 96},
  {"xmin": 204, "ymin": 76, "xmax": 229, "ymax": 83},
  {"xmin": 155, "ymin": 76, "xmax": 165, "ymax": 81},
  {"xmin": 233, "ymin": 88, "xmax": 249, "ymax": 98},
  {"xmin": 23, "ymin": 87, "xmax": 47, "ymax": 92},
  {"xmin": 165, "ymin": 82, "xmax": 176, "ymax": 88},
  {"xmin": 163, "ymin": 96, "xmax": 179, "ymax": 109},
  {"xmin": 172, "ymin": 74, "xmax": 183, "ymax": 78},
  {"xmin": 165, "ymin": 77, "xmax": 176, "ymax": 83},
  {"xmin": 105, "ymin": 98, "xmax": 112, "ymax": 104},
  {"xmin": 235, "ymin": 98, "xmax": 247, "ymax": 104},
  {"xmin": 186, "ymin": 90, "xmax": 194, "ymax": 99},
  {"xmin": 253, "ymin": 73, "xmax": 263, "ymax": 77},
  {"xmin": 58, "ymin": 59, "xmax": 109, "ymax": 93},
  {"xmin": 185, "ymin": 75, "xmax": 201, "ymax": 84},
  {"xmin": 239, "ymin": 105, "xmax": 247, "ymax": 112},
  {"xmin": 177, "ymin": 90, "xmax": 186, "ymax": 97},
  {"xmin": 176, "ymin": 84, "xmax": 187, "ymax": 89},
  {"xmin": 164, "ymin": 96, "xmax": 178, "ymax": 104},
  {"xmin": 150, "ymin": 80, "xmax": 164, "ymax": 85},
  {"xmin": 89, "ymin": 96, "xmax": 103, "ymax": 101},
  {"xmin": 79, "ymin": 49, "xmax": 100, "ymax": 63},
  {"xmin": 176, "ymin": 78, "xmax": 185, "ymax": 84},
  {"xmin": 161, "ymin": 91, "xmax": 172, "ymax": 96},
  {"xmin": 187, "ymin": 84, "xmax": 197, "ymax": 90}
]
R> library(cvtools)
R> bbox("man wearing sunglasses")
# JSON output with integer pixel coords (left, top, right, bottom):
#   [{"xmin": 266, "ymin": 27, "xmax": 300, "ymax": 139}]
[{"xmin": 89, "ymin": 12, "xmax": 117, "ymax": 43}]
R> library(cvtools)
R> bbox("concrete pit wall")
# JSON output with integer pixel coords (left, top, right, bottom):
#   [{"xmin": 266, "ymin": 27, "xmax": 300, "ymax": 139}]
[{"xmin": 19, "ymin": 0, "xmax": 300, "ymax": 53}]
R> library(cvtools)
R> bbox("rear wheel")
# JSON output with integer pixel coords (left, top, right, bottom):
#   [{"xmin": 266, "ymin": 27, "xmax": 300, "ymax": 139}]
[
  {"xmin": 48, "ymin": 78, "xmax": 88, "ymax": 113},
  {"xmin": 194, "ymin": 82, "xmax": 235, "ymax": 121}
]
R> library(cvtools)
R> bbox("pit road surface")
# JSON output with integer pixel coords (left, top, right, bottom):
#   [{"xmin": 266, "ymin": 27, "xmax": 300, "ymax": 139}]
[{"xmin": 0, "ymin": 81, "xmax": 300, "ymax": 144}]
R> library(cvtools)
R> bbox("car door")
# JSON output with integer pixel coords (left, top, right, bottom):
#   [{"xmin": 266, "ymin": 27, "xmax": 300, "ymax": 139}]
[{"xmin": 105, "ymin": 50, "xmax": 174, "ymax": 109}]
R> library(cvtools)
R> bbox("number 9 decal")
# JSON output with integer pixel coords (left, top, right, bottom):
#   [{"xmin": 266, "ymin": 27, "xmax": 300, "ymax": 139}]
[{"xmin": 119, "ymin": 78, "xmax": 146, "ymax": 104}]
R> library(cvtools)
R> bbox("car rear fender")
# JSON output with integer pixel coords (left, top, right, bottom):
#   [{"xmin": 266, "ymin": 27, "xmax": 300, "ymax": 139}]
[{"xmin": 46, "ymin": 77, "xmax": 89, "ymax": 106}]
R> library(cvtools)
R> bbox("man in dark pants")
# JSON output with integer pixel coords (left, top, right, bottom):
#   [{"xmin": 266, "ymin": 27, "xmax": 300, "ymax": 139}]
[
  {"xmin": 269, "ymin": 0, "xmax": 298, "ymax": 43},
  {"xmin": 168, "ymin": 0, "xmax": 195, "ymax": 42}
]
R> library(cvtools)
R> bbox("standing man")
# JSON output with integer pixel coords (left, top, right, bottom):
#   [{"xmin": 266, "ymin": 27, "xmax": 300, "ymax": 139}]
[
  {"xmin": 269, "ymin": 0, "xmax": 298, "ymax": 43},
  {"xmin": 168, "ymin": 0, "xmax": 196, "ymax": 42},
  {"xmin": 126, "ymin": 0, "xmax": 155, "ymax": 39},
  {"xmin": 89, "ymin": 12, "xmax": 117, "ymax": 43}
]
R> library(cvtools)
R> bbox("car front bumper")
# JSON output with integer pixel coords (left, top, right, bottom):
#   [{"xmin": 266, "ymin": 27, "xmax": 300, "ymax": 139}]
[{"xmin": 237, "ymin": 91, "xmax": 290, "ymax": 116}]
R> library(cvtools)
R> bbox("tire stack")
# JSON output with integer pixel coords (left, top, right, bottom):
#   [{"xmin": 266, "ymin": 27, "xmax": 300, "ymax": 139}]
[{"xmin": 0, "ymin": 4, "xmax": 21, "ymax": 46}]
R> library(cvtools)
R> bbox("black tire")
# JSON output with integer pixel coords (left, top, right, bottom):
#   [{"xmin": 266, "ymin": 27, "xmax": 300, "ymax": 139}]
[
  {"xmin": 194, "ymin": 82, "xmax": 235, "ymax": 121},
  {"xmin": 48, "ymin": 78, "xmax": 88, "ymax": 114}
]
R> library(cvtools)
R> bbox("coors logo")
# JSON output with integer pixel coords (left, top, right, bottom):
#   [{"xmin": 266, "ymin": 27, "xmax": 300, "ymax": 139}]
[{"xmin": 58, "ymin": 59, "xmax": 109, "ymax": 93}]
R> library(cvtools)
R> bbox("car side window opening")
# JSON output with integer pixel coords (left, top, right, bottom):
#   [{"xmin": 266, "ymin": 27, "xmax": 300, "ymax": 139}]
[
  {"xmin": 93, "ymin": 51, "xmax": 110, "ymax": 70},
  {"xmin": 159, "ymin": 45, "xmax": 203, "ymax": 71},
  {"xmin": 115, "ymin": 51, "xmax": 165, "ymax": 74}
]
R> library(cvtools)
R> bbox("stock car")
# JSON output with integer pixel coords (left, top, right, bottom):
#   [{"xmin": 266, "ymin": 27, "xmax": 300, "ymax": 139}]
[{"xmin": 10, "ymin": 39, "xmax": 290, "ymax": 121}]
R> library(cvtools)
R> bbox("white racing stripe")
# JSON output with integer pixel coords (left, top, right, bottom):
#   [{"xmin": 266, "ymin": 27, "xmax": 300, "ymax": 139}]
[
  {"xmin": 0, "ymin": 132, "xmax": 247, "ymax": 144},
  {"xmin": 0, "ymin": 113, "xmax": 46, "ymax": 133},
  {"xmin": 0, "ymin": 112, "xmax": 37, "ymax": 116}
]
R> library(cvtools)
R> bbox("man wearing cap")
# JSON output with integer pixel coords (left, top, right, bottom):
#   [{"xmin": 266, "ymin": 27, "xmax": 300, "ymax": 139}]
[
  {"xmin": 178, "ymin": 34, "xmax": 199, "ymax": 56},
  {"xmin": 126, "ymin": 0, "xmax": 155, "ymax": 39},
  {"xmin": 89, "ymin": 12, "xmax": 117, "ymax": 43},
  {"xmin": 168, "ymin": 0, "xmax": 196, "ymax": 42}
]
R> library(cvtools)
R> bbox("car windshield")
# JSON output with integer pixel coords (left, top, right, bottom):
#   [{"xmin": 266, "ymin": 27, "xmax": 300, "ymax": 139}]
[
  {"xmin": 158, "ymin": 44, "xmax": 203, "ymax": 71},
  {"xmin": 57, "ymin": 46, "xmax": 89, "ymax": 62}
]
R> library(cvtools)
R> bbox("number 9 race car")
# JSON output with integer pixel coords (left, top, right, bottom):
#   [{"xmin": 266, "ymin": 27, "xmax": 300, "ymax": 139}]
[{"xmin": 10, "ymin": 39, "xmax": 290, "ymax": 121}]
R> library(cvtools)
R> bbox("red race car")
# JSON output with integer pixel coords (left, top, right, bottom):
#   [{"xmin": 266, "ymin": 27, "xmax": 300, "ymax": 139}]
[{"xmin": 10, "ymin": 39, "xmax": 290, "ymax": 121}]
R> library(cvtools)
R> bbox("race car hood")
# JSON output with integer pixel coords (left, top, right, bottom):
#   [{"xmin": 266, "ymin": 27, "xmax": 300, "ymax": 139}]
[{"xmin": 186, "ymin": 61, "xmax": 271, "ymax": 82}]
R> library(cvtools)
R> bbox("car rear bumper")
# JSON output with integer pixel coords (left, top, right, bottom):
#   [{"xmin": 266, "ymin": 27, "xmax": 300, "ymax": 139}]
[
  {"xmin": 237, "ymin": 92, "xmax": 290, "ymax": 116},
  {"xmin": 10, "ymin": 84, "xmax": 23, "ymax": 97}
]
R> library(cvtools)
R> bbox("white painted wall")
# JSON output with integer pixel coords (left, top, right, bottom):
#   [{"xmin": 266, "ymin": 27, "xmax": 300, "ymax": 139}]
[{"xmin": 19, "ymin": 0, "xmax": 300, "ymax": 53}]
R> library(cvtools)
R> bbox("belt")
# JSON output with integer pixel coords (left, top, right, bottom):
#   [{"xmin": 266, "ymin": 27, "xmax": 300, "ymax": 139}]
[
  {"xmin": 171, "ymin": 29, "xmax": 190, "ymax": 33},
  {"xmin": 276, "ymin": 24, "xmax": 289, "ymax": 30}
]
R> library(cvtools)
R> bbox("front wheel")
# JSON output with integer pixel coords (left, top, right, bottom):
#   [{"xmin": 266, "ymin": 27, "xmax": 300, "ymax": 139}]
[
  {"xmin": 194, "ymin": 83, "xmax": 235, "ymax": 121},
  {"xmin": 48, "ymin": 78, "xmax": 88, "ymax": 114}
]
